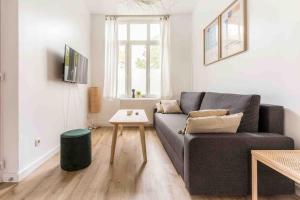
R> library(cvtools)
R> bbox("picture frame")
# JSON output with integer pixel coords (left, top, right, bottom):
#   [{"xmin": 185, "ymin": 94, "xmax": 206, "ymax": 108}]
[
  {"xmin": 204, "ymin": 17, "xmax": 220, "ymax": 66},
  {"xmin": 220, "ymin": 0, "xmax": 247, "ymax": 59}
]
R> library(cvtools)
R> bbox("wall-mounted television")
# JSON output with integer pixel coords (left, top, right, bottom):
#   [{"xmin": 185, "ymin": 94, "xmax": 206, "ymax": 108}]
[{"xmin": 63, "ymin": 45, "xmax": 88, "ymax": 84}]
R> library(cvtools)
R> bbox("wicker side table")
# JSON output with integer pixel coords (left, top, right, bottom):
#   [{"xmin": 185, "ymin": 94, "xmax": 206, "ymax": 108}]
[{"xmin": 251, "ymin": 150, "xmax": 300, "ymax": 200}]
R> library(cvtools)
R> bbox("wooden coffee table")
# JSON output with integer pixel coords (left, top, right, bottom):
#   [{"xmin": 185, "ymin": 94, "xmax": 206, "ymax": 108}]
[
  {"xmin": 109, "ymin": 109, "xmax": 149, "ymax": 164},
  {"xmin": 251, "ymin": 150, "xmax": 300, "ymax": 200}
]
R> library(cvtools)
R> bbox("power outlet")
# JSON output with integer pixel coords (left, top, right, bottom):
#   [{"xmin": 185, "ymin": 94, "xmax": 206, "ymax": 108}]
[{"xmin": 34, "ymin": 139, "xmax": 41, "ymax": 147}]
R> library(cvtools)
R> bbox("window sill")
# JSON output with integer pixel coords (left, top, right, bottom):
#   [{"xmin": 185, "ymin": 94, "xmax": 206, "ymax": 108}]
[{"xmin": 119, "ymin": 97, "xmax": 160, "ymax": 101}]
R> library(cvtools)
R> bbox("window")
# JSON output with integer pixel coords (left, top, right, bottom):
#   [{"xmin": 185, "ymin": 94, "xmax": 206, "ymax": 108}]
[{"xmin": 117, "ymin": 20, "xmax": 161, "ymax": 98}]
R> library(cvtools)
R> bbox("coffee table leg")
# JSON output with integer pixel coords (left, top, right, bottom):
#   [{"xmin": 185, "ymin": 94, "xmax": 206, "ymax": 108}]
[
  {"xmin": 252, "ymin": 156, "xmax": 258, "ymax": 200},
  {"xmin": 110, "ymin": 124, "xmax": 118, "ymax": 164},
  {"xmin": 139, "ymin": 125, "xmax": 147, "ymax": 163}
]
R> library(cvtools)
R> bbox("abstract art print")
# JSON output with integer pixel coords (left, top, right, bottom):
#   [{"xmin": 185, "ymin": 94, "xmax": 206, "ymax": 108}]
[
  {"xmin": 204, "ymin": 18, "xmax": 220, "ymax": 65},
  {"xmin": 221, "ymin": 0, "xmax": 247, "ymax": 59}
]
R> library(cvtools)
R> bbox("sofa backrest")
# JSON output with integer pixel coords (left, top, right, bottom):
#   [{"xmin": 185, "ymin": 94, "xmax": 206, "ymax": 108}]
[
  {"xmin": 179, "ymin": 92, "xmax": 284, "ymax": 134},
  {"xmin": 180, "ymin": 92, "xmax": 205, "ymax": 115},
  {"xmin": 200, "ymin": 92, "xmax": 261, "ymax": 133}
]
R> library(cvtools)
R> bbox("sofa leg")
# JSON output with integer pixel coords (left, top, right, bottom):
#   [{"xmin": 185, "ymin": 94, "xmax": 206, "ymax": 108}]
[{"xmin": 252, "ymin": 156, "xmax": 258, "ymax": 200}]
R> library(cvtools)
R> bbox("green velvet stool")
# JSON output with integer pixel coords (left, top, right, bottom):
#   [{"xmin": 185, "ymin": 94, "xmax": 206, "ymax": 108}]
[{"xmin": 60, "ymin": 129, "xmax": 91, "ymax": 171}]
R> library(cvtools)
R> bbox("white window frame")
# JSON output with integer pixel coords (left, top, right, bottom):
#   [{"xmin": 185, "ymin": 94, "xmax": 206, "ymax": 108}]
[{"xmin": 117, "ymin": 19, "xmax": 161, "ymax": 98}]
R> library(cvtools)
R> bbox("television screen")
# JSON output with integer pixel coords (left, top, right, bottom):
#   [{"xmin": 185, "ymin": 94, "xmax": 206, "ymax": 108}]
[{"xmin": 64, "ymin": 45, "xmax": 88, "ymax": 84}]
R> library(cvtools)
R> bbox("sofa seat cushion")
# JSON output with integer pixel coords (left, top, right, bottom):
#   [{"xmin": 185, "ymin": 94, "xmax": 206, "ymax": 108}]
[
  {"xmin": 200, "ymin": 92, "xmax": 261, "ymax": 133},
  {"xmin": 154, "ymin": 113, "xmax": 187, "ymax": 161}
]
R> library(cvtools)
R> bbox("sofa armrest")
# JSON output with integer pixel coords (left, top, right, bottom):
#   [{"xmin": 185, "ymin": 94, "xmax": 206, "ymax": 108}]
[
  {"xmin": 259, "ymin": 104, "xmax": 284, "ymax": 134},
  {"xmin": 184, "ymin": 133, "xmax": 294, "ymax": 195}
]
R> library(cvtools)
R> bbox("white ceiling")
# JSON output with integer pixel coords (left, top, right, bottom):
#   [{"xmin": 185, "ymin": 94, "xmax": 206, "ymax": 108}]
[{"xmin": 85, "ymin": 0, "xmax": 199, "ymax": 15}]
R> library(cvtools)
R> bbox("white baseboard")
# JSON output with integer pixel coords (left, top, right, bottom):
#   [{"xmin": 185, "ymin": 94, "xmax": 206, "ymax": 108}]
[
  {"xmin": 2, "ymin": 172, "xmax": 19, "ymax": 182},
  {"xmin": 98, "ymin": 123, "xmax": 112, "ymax": 127},
  {"xmin": 15, "ymin": 145, "xmax": 60, "ymax": 182}
]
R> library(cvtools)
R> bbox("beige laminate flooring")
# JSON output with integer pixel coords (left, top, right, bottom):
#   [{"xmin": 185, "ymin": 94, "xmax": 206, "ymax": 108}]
[{"xmin": 0, "ymin": 127, "xmax": 299, "ymax": 200}]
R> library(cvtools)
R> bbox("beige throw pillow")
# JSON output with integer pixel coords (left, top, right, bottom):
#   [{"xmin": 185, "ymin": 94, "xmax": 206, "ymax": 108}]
[
  {"xmin": 156, "ymin": 103, "xmax": 163, "ymax": 113},
  {"xmin": 188, "ymin": 109, "xmax": 229, "ymax": 118},
  {"xmin": 178, "ymin": 109, "xmax": 229, "ymax": 134},
  {"xmin": 161, "ymin": 100, "xmax": 182, "ymax": 114},
  {"xmin": 185, "ymin": 113, "xmax": 243, "ymax": 134}
]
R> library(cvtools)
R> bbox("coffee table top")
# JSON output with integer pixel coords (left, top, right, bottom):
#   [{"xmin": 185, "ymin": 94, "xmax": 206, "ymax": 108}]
[{"xmin": 109, "ymin": 109, "xmax": 149, "ymax": 124}]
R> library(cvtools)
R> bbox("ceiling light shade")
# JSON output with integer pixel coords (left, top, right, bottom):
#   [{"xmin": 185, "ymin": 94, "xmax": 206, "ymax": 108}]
[
  {"xmin": 135, "ymin": 0, "xmax": 161, "ymax": 5},
  {"xmin": 120, "ymin": 0, "xmax": 176, "ymax": 14}
]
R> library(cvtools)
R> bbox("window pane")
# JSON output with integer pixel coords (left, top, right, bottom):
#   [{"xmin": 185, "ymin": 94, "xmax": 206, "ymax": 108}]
[
  {"xmin": 130, "ymin": 24, "xmax": 147, "ymax": 41},
  {"xmin": 118, "ymin": 45, "xmax": 126, "ymax": 97},
  {"xmin": 118, "ymin": 24, "xmax": 127, "ymax": 41},
  {"xmin": 150, "ymin": 45, "xmax": 161, "ymax": 96},
  {"xmin": 150, "ymin": 24, "xmax": 160, "ymax": 40},
  {"xmin": 131, "ymin": 45, "xmax": 146, "ymax": 95}
]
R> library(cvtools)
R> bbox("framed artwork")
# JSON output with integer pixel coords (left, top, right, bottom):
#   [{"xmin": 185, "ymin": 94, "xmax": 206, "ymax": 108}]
[
  {"xmin": 204, "ymin": 17, "xmax": 220, "ymax": 66},
  {"xmin": 220, "ymin": 0, "xmax": 247, "ymax": 59}
]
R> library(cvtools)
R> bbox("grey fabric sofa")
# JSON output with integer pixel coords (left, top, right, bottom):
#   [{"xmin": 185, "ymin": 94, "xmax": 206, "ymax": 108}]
[{"xmin": 154, "ymin": 92, "xmax": 294, "ymax": 196}]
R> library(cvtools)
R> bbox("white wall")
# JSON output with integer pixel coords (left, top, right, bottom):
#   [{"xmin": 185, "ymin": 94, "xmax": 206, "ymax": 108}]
[
  {"xmin": 192, "ymin": 0, "xmax": 300, "ymax": 147},
  {"xmin": 170, "ymin": 14, "xmax": 192, "ymax": 98},
  {"xmin": 16, "ymin": 0, "xmax": 90, "ymax": 180},
  {"xmin": 1, "ymin": 0, "xmax": 20, "ymax": 181},
  {"xmin": 90, "ymin": 14, "xmax": 192, "ymax": 126}
]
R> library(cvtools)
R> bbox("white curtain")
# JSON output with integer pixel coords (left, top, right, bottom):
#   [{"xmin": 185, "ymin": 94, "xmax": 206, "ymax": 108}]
[
  {"xmin": 160, "ymin": 17, "xmax": 172, "ymax": 99},
  {"xmin": 103, "ymin": 17, "xmax": 118, "ymax": 99}
]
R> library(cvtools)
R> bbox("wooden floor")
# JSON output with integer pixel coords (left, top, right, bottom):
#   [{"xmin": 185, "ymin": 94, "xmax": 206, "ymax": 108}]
[{"xmin": 0, "ymin": 127, "xmax": 299, "ymax": 200}]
